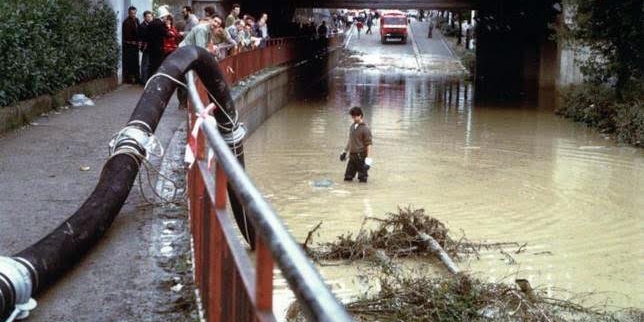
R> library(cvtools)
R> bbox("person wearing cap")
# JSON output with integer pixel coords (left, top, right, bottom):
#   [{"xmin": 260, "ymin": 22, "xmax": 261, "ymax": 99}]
[
  {"xmin": 144, "ymin": 5, "xmax": 172, "ymax": 80},
  {"xmin": 340, "ymin": 107, "xmax": 373, "ymax": 183}
]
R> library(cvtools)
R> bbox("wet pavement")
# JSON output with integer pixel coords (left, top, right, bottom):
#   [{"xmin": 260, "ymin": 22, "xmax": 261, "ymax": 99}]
[
  {"xmin": 409, "ymin": 20, "xmax": 466, "ymax": 73},
  {"xmin": 344, "ymin": 21, "xmax": 465, "ymax": 74},
  {"xmin": 243, "ymin": 22, "xmax": 644, "ymax": 319},
  {"xmin": 0, "ymin": 85, "xmax": 193, "ymax": 321}
]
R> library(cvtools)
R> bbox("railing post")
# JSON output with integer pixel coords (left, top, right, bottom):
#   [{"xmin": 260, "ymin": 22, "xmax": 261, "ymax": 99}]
[
  {"xmin": 255, "ymin": 234, "xmax": 273, "ymax": 314},
  {"xmin": 201, "ymin": 184, "xmax": 213, "ymax": 318},
  {"xmin": 207, "ymin": 162, "xmax": 228, "ymax": 322},
  {"xmin": 188, "ymin": 103, "xmax": 207, "ymax": 291}
]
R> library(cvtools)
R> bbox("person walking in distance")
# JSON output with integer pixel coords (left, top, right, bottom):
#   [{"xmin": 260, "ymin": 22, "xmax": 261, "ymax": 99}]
[
  {"xmin": 366, "ymin": 14, "xmax": 373, "ymax": 34},
  {"xmin": 340, "ymin": 107, "xmax": 373, "ymax": 183},
  {"xmin": 121, "ymin": 6, "xmax": 140, "ymax": 84}
]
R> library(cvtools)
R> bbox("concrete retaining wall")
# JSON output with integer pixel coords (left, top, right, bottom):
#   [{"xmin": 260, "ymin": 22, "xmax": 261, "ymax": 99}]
[
  {"xmin": 230, "ymin": 47, "xmax": 342, "ymax": 136},
  {"xmin": 0, "ymin": 76, "xmax": 119, "ymax": 135}
]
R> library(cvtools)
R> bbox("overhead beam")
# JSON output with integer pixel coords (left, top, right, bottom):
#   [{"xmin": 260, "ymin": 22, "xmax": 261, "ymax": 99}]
[{"xmin": 290, "ymin": 0, "xmax": 477, "ymax": 10}]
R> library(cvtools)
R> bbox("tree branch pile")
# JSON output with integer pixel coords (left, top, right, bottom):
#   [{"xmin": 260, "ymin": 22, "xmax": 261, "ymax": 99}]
[{"xmin": 303, "ymin": 206, "xmax": 516, "ymax": 263}]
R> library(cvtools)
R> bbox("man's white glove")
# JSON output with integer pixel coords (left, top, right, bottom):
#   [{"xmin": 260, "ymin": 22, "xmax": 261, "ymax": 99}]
[{"xmin": 365, "ymin": 157, "xmax": 373, "ymax": 167}]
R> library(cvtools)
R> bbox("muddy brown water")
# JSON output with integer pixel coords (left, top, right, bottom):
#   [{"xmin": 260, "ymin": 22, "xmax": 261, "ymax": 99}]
[{"xmin": 244, "ymin": 69, "xmax": 644, "ymax": 319}]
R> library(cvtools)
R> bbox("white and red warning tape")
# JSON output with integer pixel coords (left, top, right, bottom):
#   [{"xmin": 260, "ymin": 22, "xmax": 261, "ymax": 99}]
[{"xmin": 185, "ymin": 103, "xmax": 218, "ymax": 169}]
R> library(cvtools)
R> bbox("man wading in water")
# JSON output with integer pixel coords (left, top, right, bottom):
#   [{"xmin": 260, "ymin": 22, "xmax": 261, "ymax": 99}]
[{"xmin": 340, "ymin": 107, "xmax": 373, "ymax": 183}]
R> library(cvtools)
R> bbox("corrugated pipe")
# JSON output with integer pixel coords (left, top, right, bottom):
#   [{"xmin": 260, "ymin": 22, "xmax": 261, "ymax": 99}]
[{"xmin": 0, "ymin": 46, "xmax": 254, "ymax": 320}]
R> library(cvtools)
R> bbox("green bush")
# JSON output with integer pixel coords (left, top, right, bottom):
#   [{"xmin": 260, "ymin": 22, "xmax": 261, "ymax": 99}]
[
  {"xmin": 614, "ymin": 100, "xmax": 644, "ymax": 147},
  {"xmin": 556, "ymin": 83, "xmax": 616, "ymax": 132},
  {"xmin": 0, "ymin": 0, "xmax": 118, "ymax": 107},
  {"xmin": 557, "ymin": 83, "xmax": 643, "ymax": 147},
  {"xmin": 460, "ymin": 50, "xmax": 476, "ymax": 75},
  {"xmin": 440, "ymin": 24, "xmax": 460, "ymax": 38}
]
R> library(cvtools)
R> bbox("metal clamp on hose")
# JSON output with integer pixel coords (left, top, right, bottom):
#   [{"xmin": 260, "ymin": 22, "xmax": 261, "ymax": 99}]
[
  {"xmin": 108, "ymin": 122, "xmax": 164, "ymax": 161},
  {"xmin": 221, "ymin": 123, "xmax": 247, "ymax": 147},
  {"xmin": 0, "ymin": 257, "xmax": 36, "ymax": 321}
]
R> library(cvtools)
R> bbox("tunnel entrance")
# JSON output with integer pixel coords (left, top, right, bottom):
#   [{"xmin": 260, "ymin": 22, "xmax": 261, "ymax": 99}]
[{"xmin": 235, "ymin": 0, "xmax": 562, "ymax": 103}]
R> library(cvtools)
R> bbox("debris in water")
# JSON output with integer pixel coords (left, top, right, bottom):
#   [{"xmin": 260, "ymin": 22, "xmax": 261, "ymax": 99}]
[
  {"xmin": 290, "ymin": 244, "xmax": 643, "ymax": 322},
  {"xmin": 340, "ymin": 269, "xmax": 643, "ymax": 322},
  {"xmin": 311, "ymin": 179, "xmax": 334, "ymax": 188},
  {"xmin": 79, "ymin": 166, "xmax": 91, "ymax": 171},
  {"xmin": 303, "ymin": 207, "xmax": 520, "ymax": 263}
]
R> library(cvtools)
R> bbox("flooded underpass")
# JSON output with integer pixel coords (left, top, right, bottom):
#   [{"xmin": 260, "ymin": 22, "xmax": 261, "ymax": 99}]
[{"xmin": 245, "ymin": 67, "xmax": 643, "ymax": 318}]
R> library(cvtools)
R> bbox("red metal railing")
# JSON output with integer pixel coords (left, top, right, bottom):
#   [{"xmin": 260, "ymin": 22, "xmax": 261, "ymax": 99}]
[
  {"xmin": 216, "ymin": 38, "xmax": 300, "ymax": 84},
  {"xmin": 186, "ymin": 36, "xmax": 350, "ymax": 322}
]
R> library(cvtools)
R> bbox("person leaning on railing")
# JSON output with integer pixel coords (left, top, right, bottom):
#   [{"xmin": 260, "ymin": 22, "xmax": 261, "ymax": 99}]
[
  {"xmin": 256, "ymin": 14, "xmax": 270, "ymax": 48},
  {"xmin": 241, "ymin": 16, "xmax": 262, "ymax": 50},
  {"xmin": 211, "ymin": 16, "xmax": 237, "ymax": 59},
  {"xmin": 176, "ymin": 16, "xmax": 216, "ymax": 109},
  {"xmin": 226, "ymin": 20, "xmax": 245, "ymax": 55}
]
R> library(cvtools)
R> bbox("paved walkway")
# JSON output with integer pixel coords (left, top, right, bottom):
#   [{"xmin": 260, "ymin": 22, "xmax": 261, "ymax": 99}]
[
  {"xmin": 0, "ymin": 85, "xmax": 188, "ymax": 321},
  {"xmin": 409, "ymin": 20, "xmax": 466, "ymax": 74}
]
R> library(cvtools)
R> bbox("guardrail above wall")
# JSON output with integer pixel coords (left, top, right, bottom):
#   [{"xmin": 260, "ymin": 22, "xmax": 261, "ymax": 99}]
[{"xmin": 212, "ymin": 34, "xmax": 345, "ymax": 85}]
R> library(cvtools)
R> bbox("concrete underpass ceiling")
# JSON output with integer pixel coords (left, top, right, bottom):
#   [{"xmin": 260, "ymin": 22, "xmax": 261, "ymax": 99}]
[{"xmin": 290, "ymin": 0, "xmax": 475, "ymax": 10}]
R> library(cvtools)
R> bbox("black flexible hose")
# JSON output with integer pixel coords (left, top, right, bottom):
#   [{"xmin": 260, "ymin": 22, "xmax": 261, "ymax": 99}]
[{"xmin": 1, "ymin": 46, "xmax": 255, "ymax": 319}]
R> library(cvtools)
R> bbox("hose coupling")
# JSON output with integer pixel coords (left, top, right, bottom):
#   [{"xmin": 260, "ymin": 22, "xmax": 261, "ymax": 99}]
[
  {"xmin": 0, "ymin": 257, "xmax": 36, "ymax": 321},
  {"xmin": 108, "ymin": 121, "xmax": 164, "ymax": 160},
  {"xmin": 221, "ymin": 123, "xmax": 247, "ymax": 147}
]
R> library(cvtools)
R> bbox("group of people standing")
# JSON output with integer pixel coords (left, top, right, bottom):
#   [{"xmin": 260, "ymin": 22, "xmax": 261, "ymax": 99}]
[{"xmin": 121, "ymin": 4, "xmax": 269, "ymax": 85}]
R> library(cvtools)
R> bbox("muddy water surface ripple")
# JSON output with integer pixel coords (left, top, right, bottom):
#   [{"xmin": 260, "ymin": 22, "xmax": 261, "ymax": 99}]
[{"xmin": 245, "ymin": 69, "xmax": 643, "ymax": 319}]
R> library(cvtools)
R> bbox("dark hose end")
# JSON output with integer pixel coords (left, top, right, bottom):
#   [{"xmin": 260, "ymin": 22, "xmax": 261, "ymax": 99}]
[{"xmin": 0, "ymin": 274, "xmax": 13, "ymax": 320}]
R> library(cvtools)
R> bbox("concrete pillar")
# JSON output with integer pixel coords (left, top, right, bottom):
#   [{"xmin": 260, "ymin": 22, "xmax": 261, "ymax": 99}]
[
  {"xmin": 475, "ymin": 5, "xmax": 524, "ymax": 101},
  {"xmin": 470, "ymin": 10, "xmax": 475, "ymax": 26},
  {"xmin": 448, "ymin": 12, "xmax": 452, "ymax": 26},
  {"xmin": 539, "ymin": 40, "xmax": 558, "ymax": 90},
  {"xmin": 475, "ymin": 0, "xmax": 559, "ymax": 102}
]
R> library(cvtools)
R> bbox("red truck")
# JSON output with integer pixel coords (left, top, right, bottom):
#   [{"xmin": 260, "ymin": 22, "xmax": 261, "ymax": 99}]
[{"xmin": 380, "ymin": 11, "xmax": 408, "ymax": 44}]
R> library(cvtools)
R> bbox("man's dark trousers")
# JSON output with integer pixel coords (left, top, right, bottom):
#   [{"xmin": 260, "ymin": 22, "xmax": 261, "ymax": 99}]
[
  {"xmin": 122, "ymin": 43, "xmax": 140, "ymax": 84},
  {"xmin": 344, "ymin": 152, "xmax": 368, "ymax": 182}
]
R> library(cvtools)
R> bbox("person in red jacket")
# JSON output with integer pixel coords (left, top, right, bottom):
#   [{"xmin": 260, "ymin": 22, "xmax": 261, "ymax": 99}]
[{"xmin": 163, "ymin": 15, "xmax": 179, "ymax": 57}]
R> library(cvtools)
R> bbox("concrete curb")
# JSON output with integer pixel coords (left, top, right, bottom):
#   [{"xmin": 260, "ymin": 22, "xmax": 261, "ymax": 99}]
[
  {"xmin": 0, "ymin": 76, "xmax": 119, "ymax": 135},
  {"xmin": 407, "ymin": 23, "xmax": 425, "ymax": 72}
]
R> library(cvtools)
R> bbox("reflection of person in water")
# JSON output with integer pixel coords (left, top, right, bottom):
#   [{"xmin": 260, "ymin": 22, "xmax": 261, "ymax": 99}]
[{"xmin": 340, "ymin": 107, "xmax": 373, "ymax": 183}]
